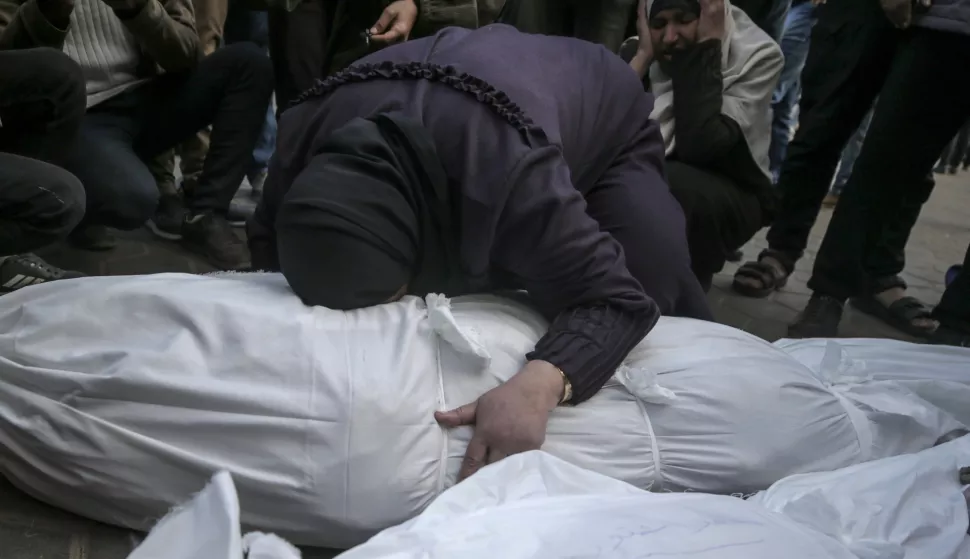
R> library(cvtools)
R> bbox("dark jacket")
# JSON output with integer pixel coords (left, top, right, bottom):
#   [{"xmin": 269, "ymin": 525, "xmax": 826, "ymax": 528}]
[{"xmin": 252, "ymin": 25, "xmax": 705, "ymax": 403}]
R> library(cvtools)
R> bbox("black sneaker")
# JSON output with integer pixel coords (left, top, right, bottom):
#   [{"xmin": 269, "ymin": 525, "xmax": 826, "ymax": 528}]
[
  {"xmin": 788, "ymin": 294, "xmax": 845, "ymax": 338},
  {"xmin": 147, "ymin": 194, "xmax": 188, "ymax": 241},
  {"xmin": 181, "ymin": 212, "xmax": 251, "ymax": 271},
  {"xmin": 68, "ymin": 224, "xmax": 117, "ymax": 251},
  {"xmin": 0, "ymin": 253, "xmax": 84, "ymax": 294}
]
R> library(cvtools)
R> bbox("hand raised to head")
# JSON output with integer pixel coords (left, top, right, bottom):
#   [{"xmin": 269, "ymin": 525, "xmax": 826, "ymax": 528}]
[{"xmin": 697, "ymin": 0, "xmax": 727, "ymax": 43}]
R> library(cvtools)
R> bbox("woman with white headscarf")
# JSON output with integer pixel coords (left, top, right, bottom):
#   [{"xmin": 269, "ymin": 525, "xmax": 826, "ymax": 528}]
[{"xmin": 627, "ymin": 0, "xmax": 782, "ymax": 290}]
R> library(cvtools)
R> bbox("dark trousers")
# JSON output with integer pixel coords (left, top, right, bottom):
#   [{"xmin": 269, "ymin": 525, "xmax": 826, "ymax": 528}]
[
  {"xmin": 667, "ymin": 161, "xmax": 764, "ymax": 291},
  {"xmin": 766, "ymin": 0, "xmax": 901, "ymax": 268},
  {"xmin": 938, "ymin": 118, "xmax": 970, "ymax": 170},
  {"xmin": 0, "ymin": 48, "xmax": 86, "ymax": 256},
  {"xmin": 268, "ymin": 0, "xmax": 332, "ymax": 113},
  {"xmin": 62, "ymin": 43, "xmax": 273, "ymax": 230},
  {"xmin": 267, "ymin": 0, "xmax": 382, "ymax": 115},
  {"xmin": 809, "ymin": 28, "xmax": 970, "ymax": 300}
]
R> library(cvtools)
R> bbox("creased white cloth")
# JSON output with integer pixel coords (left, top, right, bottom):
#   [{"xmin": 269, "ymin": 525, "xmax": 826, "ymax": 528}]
[
  {"xmin": 129, "ymin": 439, "xmax": 970, "ymax": 559},
  {"xmin": 647, "ymin": 0, "xmax": 782, "ymax": 178},
  {"xmin": 0, "ymin": 273, "xmax": 966, "ymax": 548}
]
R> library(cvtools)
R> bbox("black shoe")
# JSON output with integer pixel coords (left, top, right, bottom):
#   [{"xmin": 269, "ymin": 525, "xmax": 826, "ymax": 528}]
[
  {"xmin": 726, "ymin": 249, "xmax": 743, "ymax": 263},
  {"xmin": 181, "ymin": 211, "xmax": 251, "ymax": 271},
  {"xmin": 147, "ymin": 194, "xmax": 188, "ymax": 241},
  {"xmin": 788, "ymin": 294, "xmax": 845, "ymax": 338},
  {"xmin": 0, "ymin": 253, "xmax": 84, "ymax": 293},
  {"xmin": 68, "ymin": 224, "xmax": 117, "ymax": 251},
  {"xmin": 948, "ymin": 166, "xmax": 959, "ymax": 175}
]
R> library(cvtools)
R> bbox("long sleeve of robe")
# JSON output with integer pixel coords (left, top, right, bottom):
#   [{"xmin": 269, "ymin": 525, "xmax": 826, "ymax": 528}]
[{"xmin": 665, "ymin": 39, "xmax": 773, "ymax": 198}]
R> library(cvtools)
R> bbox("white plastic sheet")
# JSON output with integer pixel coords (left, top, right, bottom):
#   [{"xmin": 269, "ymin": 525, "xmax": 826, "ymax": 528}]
[
  {"xmin": 337, "ymin": 443, "xmax": 970, "ymax": 559},
  {"xmin": 0, "ymin": 273, "xmax": 965, "ymax": 548},
  {"xmin": 332, "ymin": 451, "xmax": 858, "ymax": 559},
  {"xmin": 776, "ymin": 337, "xmax": 970, "ymax": 428},
  {"xmin": 749, "ymin": 435, "xmax": 970, "ymax": 559},
  {"xmin": 132, "ymin": 441, "xmax": 970, "ymax": 559}
]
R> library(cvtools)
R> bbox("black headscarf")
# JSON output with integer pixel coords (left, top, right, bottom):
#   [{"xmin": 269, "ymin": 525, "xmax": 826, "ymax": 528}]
[
  {"xmin": 649, "ymin": 0, "xmax": 700, "ymax": 19},
  {"xmin": 275, "ymin": 113, "xmax": 462, "ymax": 310}
]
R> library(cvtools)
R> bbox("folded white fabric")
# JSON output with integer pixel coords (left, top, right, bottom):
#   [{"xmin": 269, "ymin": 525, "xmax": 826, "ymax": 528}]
[
  {"xmin": 749, "ymin": 435, "xmax": 970, "ymax": 559},
  {"xmin": 340, "ymin": 441, "xmax": 970, "ymax": 559},
  {"xmin": 338, "ymin": 450, "xmax": 859, "ymax": 559},
  {"xmin": 127, "ymin": 471, "xmax": 300, "ymax": 559},
  {"xmin": 776, "ymin": 337, "xmax": 970, "ymax": 428},
  {"xmin": 0, "ymin": 273, "xmax": 965, "ymax": 548},
  {"xmin": 128, "ymin": 439, "xmax": 970, "ymax": 559}
]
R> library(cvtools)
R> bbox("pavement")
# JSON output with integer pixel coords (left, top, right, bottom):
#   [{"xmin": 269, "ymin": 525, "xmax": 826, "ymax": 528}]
[
  {"xmin": 711, "ymin": 172, "xmax": 970, "ymax": 341},
  {"xmin": 3, "ymin": 172, "xmax": 969, "ymax": 559}
]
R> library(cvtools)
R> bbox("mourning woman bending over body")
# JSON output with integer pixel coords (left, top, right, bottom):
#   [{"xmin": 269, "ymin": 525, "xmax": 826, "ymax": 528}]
[{"xmin": 248, "ymin": 24, "xmax": 711, "ymax": 478}]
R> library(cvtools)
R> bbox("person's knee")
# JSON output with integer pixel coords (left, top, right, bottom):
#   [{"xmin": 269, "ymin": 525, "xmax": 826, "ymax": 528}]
[
  {"xmin": 30, "ymin": 48, "xmax": 86, "ymax": 122},
  {"xmin": 16, "ymin": 162, "xmax": 87, "ymax": 249},
  {"xmin": 217, "ymin": 42, "xmax": 274, "ymax": 85},
  {"xmin": 47, "ymin": 167, "xmax": 87, "ymax": 235},
  {"xmin": 667, "ymin": 168, "xmax": 719, "ymax": 225}
]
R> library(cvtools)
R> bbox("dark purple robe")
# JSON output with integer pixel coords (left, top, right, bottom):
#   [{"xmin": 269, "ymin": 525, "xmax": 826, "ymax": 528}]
[{"xmin": 250, "ymin": 24, "xmax": 710, "ymax": 403}]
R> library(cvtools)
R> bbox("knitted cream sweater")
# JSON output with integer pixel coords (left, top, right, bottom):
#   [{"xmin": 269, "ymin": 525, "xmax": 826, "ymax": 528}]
[{"xmin": 63, "ymin": 0, "xmax": 149, "ymax": 107}]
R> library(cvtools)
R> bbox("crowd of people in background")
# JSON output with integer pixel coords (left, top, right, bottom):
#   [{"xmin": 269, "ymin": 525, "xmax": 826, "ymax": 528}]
[{"xmin": 1, "ymin": 0, "xmax": 969, "ymax": 350}]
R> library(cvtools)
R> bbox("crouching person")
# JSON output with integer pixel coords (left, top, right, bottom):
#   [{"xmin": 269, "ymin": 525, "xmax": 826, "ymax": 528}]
[
  {"xmin": 629, "ymin": 0, "xmax": 782, "ymax": 290},
  {"xmin": 0, "ymin": 0, "xmax": 274, "ymax": 270},
  {"xmin": 0, "ymin": 47, "xmax": 86, "ymax": 291}
]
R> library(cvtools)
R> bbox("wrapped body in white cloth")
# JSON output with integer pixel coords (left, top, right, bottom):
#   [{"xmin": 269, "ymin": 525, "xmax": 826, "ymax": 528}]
[{"xmin": 0, "ymin": 273, "xmax": 967, "ymax": 548}]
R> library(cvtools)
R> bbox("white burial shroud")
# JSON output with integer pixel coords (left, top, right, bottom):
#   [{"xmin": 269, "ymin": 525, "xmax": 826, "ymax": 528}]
[{"xmin": 0, "ymin": 272, "xmax": 966, "ymax": 548}]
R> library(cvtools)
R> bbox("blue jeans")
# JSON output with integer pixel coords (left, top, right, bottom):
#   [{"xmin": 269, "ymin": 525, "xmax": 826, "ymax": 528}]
[
  {"xmin": 251, "ymin": 103, "xmax": 276, "ymax": 175},
  {"xmin": 768, "ymin": 1, "xmax": 817, "ymax": 182},
  {"xmin": 831, "ymin": 106, "xmax": 874, "ymax": 195}
]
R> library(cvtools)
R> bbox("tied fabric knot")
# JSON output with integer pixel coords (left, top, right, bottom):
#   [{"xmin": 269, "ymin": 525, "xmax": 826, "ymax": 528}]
[
  {"xmin": 818, "ymin": 340, "xmax": 873, "ymax": 387},
  {"xmin": 615, "ymin": 364, "xmax": 676, "ymax": 404},
  {"xmin": 426, "ymin": 294, "xmax": 491, "ymax": 371}
]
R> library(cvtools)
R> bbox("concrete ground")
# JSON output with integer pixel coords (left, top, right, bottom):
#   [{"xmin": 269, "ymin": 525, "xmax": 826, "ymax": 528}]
[{"xmin": 3, "ymin": 173, "xmax": 969, "ymax": 559}]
